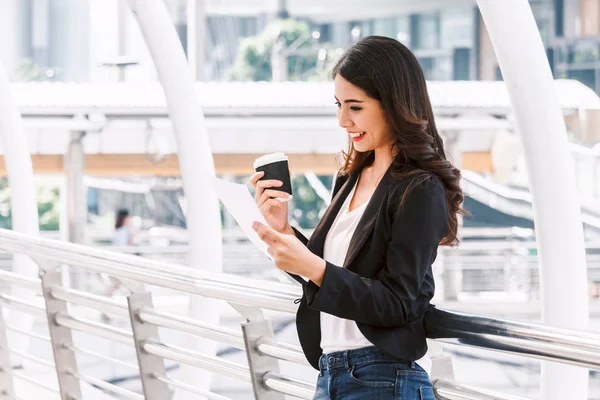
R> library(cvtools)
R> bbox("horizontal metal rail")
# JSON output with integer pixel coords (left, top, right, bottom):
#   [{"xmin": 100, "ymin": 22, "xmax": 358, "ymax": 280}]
[
  {"xmin": 263, "ymin": 372, "xmax": 315, "ymax": 399},
  {"xmin": 138, "ymin": 308, "xmax": 245, "ymax": 349},
  {"xmin": 143, "ymin": 341, "xmax": 251, "ymax": 383},
  {"xmin": 0, "ymin": 270, "xmax": 41, "ymax": 292},
  {"xmin": 5, "ymin": 324, "xmax": 51, "ymax": 342},
  {"xmin": 70, "ymin": 371, "xmax": 144, "ymax": 400},
  {"xmin": 10, "ymin": 349, "xmax": 55, "ymax": 369},
  {"xmin": 0, "ymin": 294, "xmax": 46, "ymax": 317},
  {"xmin": 51, "ymin": 286, "xmax": 130, "ymax": 317},
  {"xmin": 0, "ymin": 228, "xmax": 301, "ymax": 298},
  {"xmin": 10, "ymin": 369, "xmax": 58, "ymax": 393},
  {"xmin": 55, "ymin": 313, "xmax": 133, "ymax": 345},
  {"xmin": 425, "ymin": 308, "xmax": 600, "ymax": 370},
  {"xmin": 64, "ymin": 344, "xmax": 139, "ymax": 371},
  {"xmin": 433, "ymin": 378, "xmax": 532, "ymax": 400},
  {"xmin": 258, "ymin": 341, "xmax": 310, "ymax": 366},
  {"xmin": 153, "ymin": 374, "xmax": 234, "ymax": 400}
]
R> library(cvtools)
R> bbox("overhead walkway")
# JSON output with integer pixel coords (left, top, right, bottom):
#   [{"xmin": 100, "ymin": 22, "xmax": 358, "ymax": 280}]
[
  {"xmin": 0, "ymin": 228, "xmax": 597, "ymax": 400},
  {"xmin": 2, "ymin": 79, "xmax": 598, "ymax": 176}
]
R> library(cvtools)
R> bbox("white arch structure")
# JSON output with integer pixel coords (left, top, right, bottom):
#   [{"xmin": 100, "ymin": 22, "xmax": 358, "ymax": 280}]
[
  {"xmin": 123, "ymin": 0, "xmax": 223, "ymax": 398},
  {"xmin": 477, "ymin": 1, "xmax": 588, "ymax": 399},
  {"xmin": 0, "ymin": 65, "xmax": 40, "ymax": 359}
]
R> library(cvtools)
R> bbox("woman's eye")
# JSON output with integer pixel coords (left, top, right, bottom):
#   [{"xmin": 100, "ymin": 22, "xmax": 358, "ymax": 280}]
[{"xmin": 350, "ymin": 106, "xmax": 362, "ymax": 111}]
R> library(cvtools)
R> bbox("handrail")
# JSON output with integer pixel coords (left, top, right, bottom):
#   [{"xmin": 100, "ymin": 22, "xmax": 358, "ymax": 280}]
[
  {"xmin": 1, "ymin": 227, "xmax": 600, "ymax": 399},
  {"xmin": 55, "ymin": 313, "xmax": 133, "ymax": 345},
  {"xmin": 70, "ymin": 371, "xmax": 144, "ymax": 400},
  {"xmin": 153, "ymin": 375, "xmax": 233, "ymax": 400},
  {"xmin": 0, "ymin": 229, "xmax": 300, "ymax": 313},
  {"xmin": 1, "ymin": 233, "xmax": 600, "ymax": 373},
  {"xmin": 143, "ymin": 341, "xmax": 251, "ymax": 383},
  {"xmin": 0, "ymin": 270, "xmax": 41, "ymax": 292},
  {"xmin": 263, "ymin": 372, "xmax": 315, "ymax": 399},
  {"xmin": 433, "ymin": 378, "xmax": 532, "ymax": 400},
  {"xmin": 425, "ymin": 308, "xmax": 600, "ymax": 370},
  {"xmin": 0, "ymin": 228, "xmax": 301, "ymax": 297},
  {"xmin": 138, "ymin": 308, "xmax": 246, "ymax": 349}
]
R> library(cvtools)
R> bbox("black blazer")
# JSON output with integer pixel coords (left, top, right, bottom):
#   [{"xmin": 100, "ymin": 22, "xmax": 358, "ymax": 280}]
[{"xmin": 290, "ymin": 159, "xmax": 448, "ymax": 370}]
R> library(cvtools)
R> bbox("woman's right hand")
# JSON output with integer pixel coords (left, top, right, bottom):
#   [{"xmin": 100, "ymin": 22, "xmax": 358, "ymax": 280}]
[{"xmin": 249, "ymin": 171, "xmax": 293, "ymax": 235}]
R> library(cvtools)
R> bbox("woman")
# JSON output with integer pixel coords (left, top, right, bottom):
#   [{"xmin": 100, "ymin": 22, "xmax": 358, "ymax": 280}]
[
  {"xmin": 251, "ymin": 36, "xmax": 463, "ymax": 399},
  {"xmin": 113, "ymin": 209, "xmax": 134, "ymax": 246}
]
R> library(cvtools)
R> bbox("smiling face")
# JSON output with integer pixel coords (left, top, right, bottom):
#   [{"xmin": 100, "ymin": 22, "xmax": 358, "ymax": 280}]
[{"xmin": 334, "ymin": 74, "xmax": 394, "ymax": 154}]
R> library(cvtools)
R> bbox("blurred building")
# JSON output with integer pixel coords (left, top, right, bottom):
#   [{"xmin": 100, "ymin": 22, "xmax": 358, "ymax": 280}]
[
  {"xmin": 0, "ymin": 0, "xmax": 599, "ymax": 92},
  {"xmin": 3, "ymin": 0, "xmax": 600, "ymax": 233}
]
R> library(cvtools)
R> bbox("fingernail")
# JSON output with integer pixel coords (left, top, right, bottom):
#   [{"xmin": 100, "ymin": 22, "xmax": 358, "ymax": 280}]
[{"xmin": 252, "ymin": 222, "xmax": 259, "ymax": 230}]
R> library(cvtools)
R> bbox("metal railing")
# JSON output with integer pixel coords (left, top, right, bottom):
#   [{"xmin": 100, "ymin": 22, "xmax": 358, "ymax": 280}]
[{"xmin": 0, "ymin": 228, "xmax": 597, "ymax": 399}]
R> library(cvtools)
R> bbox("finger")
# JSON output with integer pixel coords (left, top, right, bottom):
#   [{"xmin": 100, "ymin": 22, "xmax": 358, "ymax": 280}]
[
  {"xmin": 254, "ymin": 180, "xmax": 283, "ymax": 203},
  {"xmin": 249, "ymin": 171, "xmax": 265, "ymax": 188},
  {"xmin": 257, "ymin": 189, "xmax": 291, "ymax": 208},
  {"xmin": 256, "ymin": 180, "xmax": 283, "ymax": 190},
  {"xmin": 252, "ymin": 221, "xmax": 279, "ymax": 244},
  {"xmin": 259, "ymin": 198, "xmax": 286, "ymax": 219}
]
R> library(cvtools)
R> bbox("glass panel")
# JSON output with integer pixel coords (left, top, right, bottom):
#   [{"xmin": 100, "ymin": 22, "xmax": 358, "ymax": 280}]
[
  {"xmin": 414, "ymin": 12, "xmax": 440, "ymax": 50},
  {"xmin": 440, "ymin": 8, "xmax": 474, "ymax": 49}
]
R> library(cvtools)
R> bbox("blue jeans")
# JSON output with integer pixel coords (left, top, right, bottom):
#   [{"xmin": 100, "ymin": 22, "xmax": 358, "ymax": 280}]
[{"xmin": 313, "ymin": 346, "xmax": 435, "ymax": 400}]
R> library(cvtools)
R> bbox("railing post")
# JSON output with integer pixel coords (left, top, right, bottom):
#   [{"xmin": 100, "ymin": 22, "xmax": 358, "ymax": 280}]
[
  {"xmin": 0, "ymin": 306, "xmax": 16, "ymax": 398},
  {"xmin": 428, "ymin": 341, "xmax": 456, "ymax": 399},
  {"xmin": 39, "ymin": 264, "xmax": 82, "ymax": 399},
  {"xmin": 127, "ymin": 292, "xmax": 171, "ymax": 400},
  {"xmin": 237, "ymin": 306, "xmax": 284, "ymax": 400}
]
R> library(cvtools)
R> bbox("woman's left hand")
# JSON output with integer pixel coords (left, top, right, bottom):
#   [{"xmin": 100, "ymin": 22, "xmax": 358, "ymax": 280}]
[{"xmin": 252, "ymin": 221, "xmax": 326, "ymax": 286}]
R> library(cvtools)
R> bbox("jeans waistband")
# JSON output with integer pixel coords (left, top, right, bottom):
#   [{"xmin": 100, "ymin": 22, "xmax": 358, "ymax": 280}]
[{"xmin": 318, "ymin": 346, "xmax": 413, "ymax": 371}]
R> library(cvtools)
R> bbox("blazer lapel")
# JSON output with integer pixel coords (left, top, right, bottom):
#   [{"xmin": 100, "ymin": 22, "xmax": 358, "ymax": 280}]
[
  {"xmin": 307, "ymin": 171, "xmax": 359, "ymax": 258},
  {"xmin": 343, "ymin": 165, "xmax": 394, "ymax": 270}
]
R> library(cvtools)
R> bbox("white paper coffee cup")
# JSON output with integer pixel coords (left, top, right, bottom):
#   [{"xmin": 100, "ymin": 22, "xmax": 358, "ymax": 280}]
[{"xmin": 253, "ymin": 152, "xmax": 292, "ymax": 202}]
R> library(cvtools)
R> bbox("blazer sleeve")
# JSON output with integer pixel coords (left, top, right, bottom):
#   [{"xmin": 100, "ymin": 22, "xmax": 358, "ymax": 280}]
[{"xmin": 304, "ymin": 177, "xmax": 448, "ymax": 327}]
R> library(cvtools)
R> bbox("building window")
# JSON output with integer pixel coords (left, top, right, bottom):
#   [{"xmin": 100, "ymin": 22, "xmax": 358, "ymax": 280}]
[
  {"xmin": 440, "ymin": 8, "xmax": 474, "ymax": 49},
  {"xmin": 555, "ymin": 0, "xmax": 564, "ymax": 37},
  {"xmin": 411, "ymin": 12, "xmax": 440, "ymax": 50}
]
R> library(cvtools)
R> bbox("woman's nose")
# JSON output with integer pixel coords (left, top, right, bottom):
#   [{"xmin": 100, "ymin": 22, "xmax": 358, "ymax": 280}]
[{"xmin": 337, "ymin": 109, "xmax": 352, "ymax": 128}]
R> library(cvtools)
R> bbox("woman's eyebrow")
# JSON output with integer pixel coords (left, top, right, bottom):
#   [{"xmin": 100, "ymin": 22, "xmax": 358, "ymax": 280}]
[{"xmin": 334, "ymin": 96, "xmax": 364, "ymax": 103}]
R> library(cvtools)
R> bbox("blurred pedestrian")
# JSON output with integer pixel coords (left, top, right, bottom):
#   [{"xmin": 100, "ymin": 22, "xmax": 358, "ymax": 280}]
[
  {"xmin": 103, "ymin": 209, "xmax": 134, "ymax": 314},
  {"xmin": 113, "ymin": 209, "xmax": 134, "ymax": 246}
]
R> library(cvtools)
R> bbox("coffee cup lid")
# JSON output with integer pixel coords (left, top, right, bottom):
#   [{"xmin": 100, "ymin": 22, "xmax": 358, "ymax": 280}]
[{"xmin": 253, "ymin": 152, "xmax": 288, "ymax": 169}]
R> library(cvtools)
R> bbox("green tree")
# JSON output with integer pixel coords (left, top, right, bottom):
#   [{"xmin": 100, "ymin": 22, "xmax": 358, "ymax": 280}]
[
  {"xmin": 0, "ymin": 179, "xmax": 60, "ymax": 231},
  {"xmin": 12, "ymin": 58, "xmax": 54, "ymax": 82},
  {"xmin": 228, "ymin": 18, "xmax": 336, "ymax": 82}
]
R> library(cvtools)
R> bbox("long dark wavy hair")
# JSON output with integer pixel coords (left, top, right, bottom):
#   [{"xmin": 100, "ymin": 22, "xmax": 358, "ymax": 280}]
[{"xmin": 332, "ymin": 36, "xmax": 464, "ymax": 246}]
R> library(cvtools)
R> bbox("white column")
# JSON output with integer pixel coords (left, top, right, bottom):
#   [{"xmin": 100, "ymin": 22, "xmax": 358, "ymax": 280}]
[
  {"xmin": 187, "ymin": 0, "xmax": 206, "ymax": 81},
  {"xmin": 476, "ymin": 1, "xmax": 589, "ymax": 399},
  {"xmin": 123, "ymin": 1, "xmax": 223, "ymax": 398},
  {"xmin": 0, "ymin": 65, "xmax": 40, "ymax": 358},
  {"xmin": 64, "ymin": 131, "xmax": 87, "ymax": 289},
  {"xmin": 0, "ymin": 0, "xmax": 21, "ymax": 75},
  {"xmin": 117, "ymin": 0, "xmax": 129, "ymax": 81}
]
